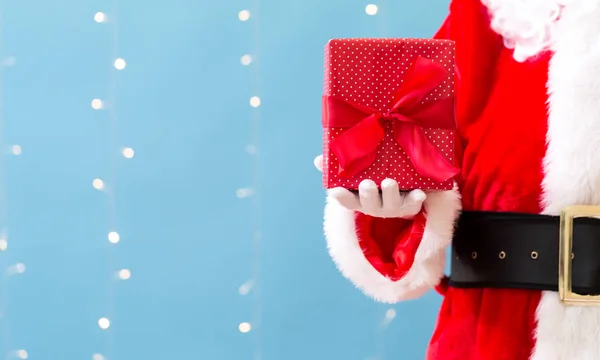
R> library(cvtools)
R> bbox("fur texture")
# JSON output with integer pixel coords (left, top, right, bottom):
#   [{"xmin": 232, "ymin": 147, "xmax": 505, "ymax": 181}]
[
  {"xmin": 532, "ymin": 2, "xmax": 600, "ymax": 359},
  {"xmin": 481, "ymin": 0, "xmax": 566, "ymax": 62},
  {"xmin": 324, "ymin": 188, "xmax": 461, "ymax": 303}
]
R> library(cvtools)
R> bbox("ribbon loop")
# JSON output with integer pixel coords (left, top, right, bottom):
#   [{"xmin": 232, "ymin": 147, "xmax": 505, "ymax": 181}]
[{"xmin": 323, "ymin": 56, "xmax": 459, "ymax": 183}]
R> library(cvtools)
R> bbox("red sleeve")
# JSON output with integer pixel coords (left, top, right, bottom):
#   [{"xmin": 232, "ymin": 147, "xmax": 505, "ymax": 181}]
[{"xmin": 435, "ymin": 0, "xmax": 503, "ymax": 131}]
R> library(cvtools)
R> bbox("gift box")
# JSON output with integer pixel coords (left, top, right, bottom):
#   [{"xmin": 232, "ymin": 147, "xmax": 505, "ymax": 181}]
[{"xmin": 322, "ymin": 38, "xmax": 459, "ymax": 191}]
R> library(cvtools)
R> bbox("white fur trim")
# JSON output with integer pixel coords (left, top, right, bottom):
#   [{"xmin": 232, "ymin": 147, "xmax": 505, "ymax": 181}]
[
  {"xmin": 324, "ymin": 187, "xmax": 461, "ymax": 304},
  {"xmin": 482, "ymin": 0, "xmax": 565, "ymax": 62},
  {"xmin": 532, "ymin": 1, "xmax": 600, "ymax": 359}
]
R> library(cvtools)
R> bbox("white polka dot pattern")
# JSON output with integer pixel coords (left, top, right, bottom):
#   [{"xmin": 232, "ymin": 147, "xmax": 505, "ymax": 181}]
[{"xmin": 322, "ymin": 38, "xmax": 456, "ymax": 191}]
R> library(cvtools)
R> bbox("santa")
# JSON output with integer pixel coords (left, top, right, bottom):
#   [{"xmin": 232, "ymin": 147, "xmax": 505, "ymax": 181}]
[{"xmin": 314, "ymin": 0, "xmax": 600, "ymax": 359}]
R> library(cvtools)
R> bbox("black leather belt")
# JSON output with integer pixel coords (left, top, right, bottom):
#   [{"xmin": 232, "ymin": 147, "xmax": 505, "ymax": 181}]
[{"xmin": 449, "ymin": 211, "xmax": 600, "ymax": 295}]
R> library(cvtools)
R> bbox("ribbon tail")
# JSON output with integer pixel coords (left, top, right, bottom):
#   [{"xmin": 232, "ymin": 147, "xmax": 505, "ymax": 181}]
[
  {"xmin": 393, "ymin": 122, "xmax": 460, "ymax": 182},
  {"xmin": 330, "ymin": 113, "xmax": 385, "ymax": 178}
]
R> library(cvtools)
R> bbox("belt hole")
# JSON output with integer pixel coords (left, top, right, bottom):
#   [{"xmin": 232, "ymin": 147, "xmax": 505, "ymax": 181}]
[
  {"xmin": 499, "ymin": 251, "xmax": 506, "ymax": 259},
  {"xmin": 471, "ymin": 251, "xmax": 477, "ymax": 259},
  {"xmin": 531, "ymin": 251, "xmax": 538, "ymax": 260}
]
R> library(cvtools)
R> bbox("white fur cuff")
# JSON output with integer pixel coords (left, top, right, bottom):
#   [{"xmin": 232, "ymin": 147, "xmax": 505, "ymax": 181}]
[{"xmin": 323, "ymin": 187, "xmax": 462, "ymax": 303}]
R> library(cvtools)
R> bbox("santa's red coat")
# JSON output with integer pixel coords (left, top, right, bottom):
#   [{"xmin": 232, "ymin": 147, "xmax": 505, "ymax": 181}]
[{"xmin": 323, "ymin": 0, "xmax": 600, "ymax": 359}]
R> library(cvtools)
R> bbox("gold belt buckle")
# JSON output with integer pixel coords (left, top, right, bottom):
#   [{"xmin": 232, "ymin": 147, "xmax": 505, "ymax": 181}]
[{"xmin": 559, "ymin": 205, "xmax": 600, "ymax": 306}]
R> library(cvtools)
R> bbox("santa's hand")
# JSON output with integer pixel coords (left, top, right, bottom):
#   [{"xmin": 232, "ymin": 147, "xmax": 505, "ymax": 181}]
[{"xmin": 314, "ymin": 155, "xmax": 426, "ymax": 218}]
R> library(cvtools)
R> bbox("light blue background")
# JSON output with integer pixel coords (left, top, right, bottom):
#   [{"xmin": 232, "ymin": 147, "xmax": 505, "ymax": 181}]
[{"xmin": 0, "ymin": 0, "xmax": 449, "ymax": 359}]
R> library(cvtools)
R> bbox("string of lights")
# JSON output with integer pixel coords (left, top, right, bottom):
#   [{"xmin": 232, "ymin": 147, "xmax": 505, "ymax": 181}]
[
  {"xmin": 0, "ymin": 3, "xmax": 8, "ymax": 356},
  {"xmin": 236, "ymin": 1, "xmax": 263, "ymax": 360},
  {"xmin": 91, "ymin": 2, "xmax": 132, "ymax": 360},
  {"xmin": 0, "ymin": 3, "xmax": 27, "ymax": 359},
  {"xmin": 236, "ymin": 4, "xmax": 392, "ymax": 360}
]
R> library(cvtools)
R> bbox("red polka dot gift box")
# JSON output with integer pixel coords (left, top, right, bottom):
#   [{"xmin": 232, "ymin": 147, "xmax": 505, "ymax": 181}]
[{"xmin": 322, "ymin": 38, "xmax": 459, "ymax": 191}]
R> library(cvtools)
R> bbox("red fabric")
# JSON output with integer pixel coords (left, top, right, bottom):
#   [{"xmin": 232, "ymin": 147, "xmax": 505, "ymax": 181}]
[
  {"xmin": 427, "ymin": 288, "xmax": 542, "ymax": 360},
  {"xmin": 355, "ymin": 211, "xmax": 427, "ymax": 281},
  {"xmin": 322, "ymin": 38, "xmax": 457, "ymax": 191},
  {"xmin": 435, "ymin": 276, "xmax": 450, "ymax": 296},
  {"xmin": 351, "ymin": 0, "xmax": 552, "ymax": 358},
  {"xmin": 323, "ymin": 56, "xmax": 459, "ymax": 182}
]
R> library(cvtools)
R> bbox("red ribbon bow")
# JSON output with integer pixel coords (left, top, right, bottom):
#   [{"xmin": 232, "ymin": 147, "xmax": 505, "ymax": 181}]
[{"xmin": 323, "ymin": 56, "xmax": 460, "ymax": 182}]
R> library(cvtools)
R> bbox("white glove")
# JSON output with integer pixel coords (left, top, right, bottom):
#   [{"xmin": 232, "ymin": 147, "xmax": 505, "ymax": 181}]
[{"xmin": 315, "ymin": 154, "xmax": 425, "ymax": 218}]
